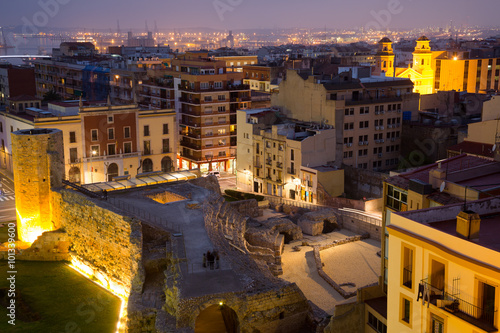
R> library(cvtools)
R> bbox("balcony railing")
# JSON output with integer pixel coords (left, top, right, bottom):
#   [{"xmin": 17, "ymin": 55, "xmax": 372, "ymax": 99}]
[
  {"xmin": 287, "ymin": 167, "xmax": 296, "ymax": 175},
  {"xmin": 265, "ymin": 159, "xmax": 272, "ymax": 166},
  {"xmin": 442, "ymin": 290, "xmax": 497, "ymax": 332},
  {"xmin": 420, "ymin": 279, "xmax": 497, "ymax": 332},
  {"xmin": 276, "ymin": 162, "xmax": 283, "ymax": 169}
]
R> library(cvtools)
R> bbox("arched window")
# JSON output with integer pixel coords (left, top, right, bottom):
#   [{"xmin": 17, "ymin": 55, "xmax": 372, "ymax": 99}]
[
  {"xmin": 383, "ymin": 61, "xmax": 387, "ymax": 68},
  {"xmin": 142, "ymin": 158, "xmax": 153, "ymax": 173},
  {"xmin": 107, "ymin": 163, "xmax": 119, "ymax": 181},
  {"xmin": 161, "ymin": 156, "xmax": 173, "ymax": 172},
  {"xmin": 421, "ymin": 59, "xmax": 425, "ymax": 66}
]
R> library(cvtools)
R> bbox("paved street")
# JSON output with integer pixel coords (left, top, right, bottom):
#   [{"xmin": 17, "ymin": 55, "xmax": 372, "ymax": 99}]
[
  {"xmin": 0, "ymin": 172, "xmax": 16, "ymax": 222},
  {"xmin": 216, "ymin": 172, "xmax": 236, "ymax": 192}
]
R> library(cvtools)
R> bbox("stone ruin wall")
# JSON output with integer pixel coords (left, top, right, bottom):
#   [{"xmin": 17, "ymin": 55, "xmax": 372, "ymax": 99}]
[
  {"xmin": 198, "ymin": 193, "xmax": 313, "ymax": 332},
  {"xmin": 50, "ymin": 188, "xmax": 145, "ymax": 297},
  {"xmin": 177, "ymin": 284, "xmax": 311, "ymax": 333}
]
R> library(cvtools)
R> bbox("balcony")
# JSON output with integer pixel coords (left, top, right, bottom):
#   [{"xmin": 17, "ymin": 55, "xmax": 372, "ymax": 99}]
[
  {"xmin": 82, "ymin": 151, "xmax": 140, "ymax": 162},
  {"xmin": 181, "ymin": 140, "xmax": 201, "ymax": 150},
  {"xmin": 265, "ymin": 159, "xmax": 272, "ymax": 166},
  {"xmin": 276, "ymin": 162, "xmax": 283, "ymax": 169},
  {"xmin": 287, "ymin": 167, "xmax": 296, "ymax": 175},
  {"xmin": 420, "ymin": 280, "xmax": 497, "ymax": 332}
]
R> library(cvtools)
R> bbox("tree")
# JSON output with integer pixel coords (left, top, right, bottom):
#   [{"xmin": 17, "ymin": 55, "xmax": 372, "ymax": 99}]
[{"xmin": 42, "ymin": 89, "xmax": 63, "ymax": 102}]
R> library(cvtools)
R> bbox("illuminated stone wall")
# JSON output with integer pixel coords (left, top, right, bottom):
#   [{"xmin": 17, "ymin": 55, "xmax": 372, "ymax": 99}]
[
  {"xmin": 11, "ymin": 128, "xmax": 64, "ymax": 243},
  {"xmin": 50, "ymin": 188, "xmax": 144, "ymax": 297}
]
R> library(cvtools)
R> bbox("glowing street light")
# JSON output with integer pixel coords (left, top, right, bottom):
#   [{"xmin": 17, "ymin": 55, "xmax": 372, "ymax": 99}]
[{"xmin": 90, "ymin": 149, "xmax": 97, "ymax": 183}]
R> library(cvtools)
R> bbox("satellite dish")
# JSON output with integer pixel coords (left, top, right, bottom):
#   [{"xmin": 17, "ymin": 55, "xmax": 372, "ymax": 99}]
[
  {"xmin": 440, "ymin": 181, "xmax": 446, "ymax": 192},
  {"xmin": 492, "ymin": 144, "xmax": 497, "ymax": 152}
]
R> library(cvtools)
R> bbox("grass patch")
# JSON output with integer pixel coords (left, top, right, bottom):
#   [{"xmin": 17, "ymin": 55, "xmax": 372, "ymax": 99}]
[
  {"xmin": 0, "ymin": 222, "xmax": 16, "ymax": 243},
  {"xmin": 224, "ymin": 190, "xmax": 264, "ymax": 202},
  {"xmin": 0, "ymin": 261, "xmax": 121, "ymax": 333}
]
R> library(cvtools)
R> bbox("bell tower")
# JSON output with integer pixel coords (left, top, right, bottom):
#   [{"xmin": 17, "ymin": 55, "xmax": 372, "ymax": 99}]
[
  {"xmin": 413, "ymin": 36, "xmax": 432, "ymax": 71},
  {"xmin": 375, "ymin": 37, "xmax": 395, "ymax": 76},
  {"xmin": 412, "ymin": 36, "xmax": 434, "ymax": 94}
]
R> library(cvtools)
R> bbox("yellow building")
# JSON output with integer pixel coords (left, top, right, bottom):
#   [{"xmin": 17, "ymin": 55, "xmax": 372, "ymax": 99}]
[
  {"xmin": 375, "ymin": 36, "xmax": 435, "ymax": 95},
  {"xmin": 387, "ymin": 197, "xmax": 500, "ymax": 332},
  {"xmin": 236, "ymin": 108, "xmax": 344, "ymax": 204},
  {"xmin": 375, "ymin": 37, "xmax": 500, "ymax": 94}
]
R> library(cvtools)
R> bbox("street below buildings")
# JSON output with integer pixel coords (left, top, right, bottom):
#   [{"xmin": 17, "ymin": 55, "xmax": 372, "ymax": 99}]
[
  {"xmin": 0, "ymin": 172, "xmax": 16, "ymax": 222},
  {"xmin": 216, "ymin": 172, "xmax": 237, "ymax": 193}
]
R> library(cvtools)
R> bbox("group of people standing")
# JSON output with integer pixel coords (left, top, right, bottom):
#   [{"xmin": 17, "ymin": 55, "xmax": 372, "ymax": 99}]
[{"xmin": 203, "ymin": 250, "xmax": 220, "ymax": 270}]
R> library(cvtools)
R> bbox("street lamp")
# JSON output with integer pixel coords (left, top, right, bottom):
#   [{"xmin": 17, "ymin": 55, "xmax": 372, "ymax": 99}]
[{"xmin": 90, "ymin": 149, "xmax": 97, "ymax": 183}]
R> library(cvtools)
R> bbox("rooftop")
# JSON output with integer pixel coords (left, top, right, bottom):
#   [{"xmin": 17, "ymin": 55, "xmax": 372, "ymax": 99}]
[
  {"xmin": 397, "ymin": 197, "xmax": 500, "ymax": 252},
  {"xmin": 448, "ymin": 140, "xmax": 495, "ymax": 159},
  {"xmin": 386, "ymin": 154, "xmax": 496, "ymax": 190}
]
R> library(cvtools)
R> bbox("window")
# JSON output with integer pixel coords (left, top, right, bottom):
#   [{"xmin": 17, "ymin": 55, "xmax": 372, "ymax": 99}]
[
  {"xmin": 69, "ymin": 148, "xmax": 78, "ymax": 163},
  {"xmin": 69, "ymin": 131, "xmax": 76, "ymax": 143},
  {"xmin": 124, "ymin": 126, "xmax": 131, "ymax": 138},
  {"xmin": 108, "ymin": 128, "xmax": 115, "ymax": 140},
  {"xmin": 218, "ymin": 139, "xmax": 226, "ymax": 146},
  {"xmin": 144, "ymin": 125, "xmax": 150, "ymax": 137},
  {"xmin": 218, "ymin": 106, "xmax": 226, "ymax": 112},
  {"xmin": 163, "ymin": 124, "xmax": 169, "ymax": 135},
  {"xmin": 143, "ymin": 140, "xmax": 151, "ymax": 155},
  {"xmin": 108, "ymin": 115, "xmax": 114, "ymax": 123},
  {"xmin": 360, "ymin": 107, "xmax": 369, "ymax": 114},
  {"xmin": 344, "ymin": 108, "xmax": 354, "ymax": 116},
  {"xmin": 162, "ymin": 139, "xmax": 170, "ymax": 153},
  {"xmin": 431, "ymin": 315, "xmax": 444, "ymax": 333},
  {"xmin": 290, "ymin": 149, "xmax": 294, "ymax": 161},
  {"xmin": 217, "ymin": 95, "xmax": 225, "ymax": 101},
  {"xmin": 218, "ymin": 128, "xmax": 226, "ymax": 135},
  {"xmin": 91, "ymin": 129, "xmax": 98, "ymax": 141},
  {"xmin": 214, "ymin": 81, "xmax": 222, "ymax": 89},
  {"xmin": 344, "ymin": 122, "xmax": 354, "ymax": 130},
  {"xmin": 386, "ymin": 185, "xmax": 408, "ymax": 211},
  {"xmin": 124, "ymin": 142, "xmax": 132, "ymax": 154},
  {"xmin": 107, "ymin": 143, "xmax": 116, "ymax": 156},
  {"xmin": 204, "ymin": 95, "xmax": 212, "ymax": 102},
  {"xmin": 368, "ymin": 312, "xmax": 387, "ymax": 333},
  {"xmin": 200, "ymin": 82, "xmax": 209, "ymax": 90},
  {"xmin": 359, "ymin": 121, "xmax": 369, "ymax": 129},
  {"xmin": 402, "ymin": 245, "xmax": 413, "ymax": 289},
  {"xmin": 401, "ymin": 296, "xmax": 411, "ymax": 324}
]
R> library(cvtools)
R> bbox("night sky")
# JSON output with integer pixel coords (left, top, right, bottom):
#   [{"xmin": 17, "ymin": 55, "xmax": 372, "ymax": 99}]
[{"xmin": 0, "ymin": 0, "xmax": 498, "ymax": 31}]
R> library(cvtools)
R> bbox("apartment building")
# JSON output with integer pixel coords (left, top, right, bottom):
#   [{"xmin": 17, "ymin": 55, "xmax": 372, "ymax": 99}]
[
  {"xmin": 237, "ymin": 108, "xmax": 343, "ymax": 204},
  {"xmin": 0, "ymin": 64, "xmax": 36, "ymax": 106},
  {"xmin": 271, "ymin": 69, "xmax": 419, "ymax": 171},
  {"xmin": 34, "ymin": 59, "xmax": 86, "ymax": 99},
  {"xmin": 433, "ymin": 51, "xmax": 500, "ymax": 94},
  {"xmin": 242, "ymin": 65, "xmax": 280, "ymax": 92},
  {"xmin": 142, "ymin": 52, "xmax": 251, "ymax": 172},
  {"xmin": 0, "ymin": 99, "xmax": 176, "ymax": 184},
  {"xmin": 387, "ymin": 197, "xmax": 500, "ymax": 332}
]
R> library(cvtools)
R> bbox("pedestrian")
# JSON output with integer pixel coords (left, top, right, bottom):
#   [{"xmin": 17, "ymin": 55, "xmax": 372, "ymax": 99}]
[
  {"xmin": 215, "ymin": 252, "xmax": 220, "ymax": 269},
  {"xmin": 203, "ymin": 253, "xmax": 207, "ymax": 268},
  {"xmin": 207, "ymin": 251, "xmax": 214, "ymax": 270},
  {"xmin": 103, "ymin": 189, "xmax": 108, "ymax": 200}
]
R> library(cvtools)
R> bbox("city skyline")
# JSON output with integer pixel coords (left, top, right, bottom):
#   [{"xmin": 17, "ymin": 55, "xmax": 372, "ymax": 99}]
[{"xmin": 1, "ymin": 0, "xmax": 499, "ymax": 32}]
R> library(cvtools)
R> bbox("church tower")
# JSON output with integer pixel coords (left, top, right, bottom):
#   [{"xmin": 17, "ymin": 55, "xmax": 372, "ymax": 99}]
[
  {"xmin": 375, "ymin": 37, "xmax": 395, "ymax": 76},
  {"xmin": 412, "ymin": 36, "xmax": 434, "ymax": 94}
]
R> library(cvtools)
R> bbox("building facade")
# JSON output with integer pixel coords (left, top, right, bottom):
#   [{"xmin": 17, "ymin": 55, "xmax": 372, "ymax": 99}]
[
  {"xmin": 0, "ymin": 101, "xmax": 176, "ymax": 184},
  {"xmin": 0, "ymin": 64, "xmax": 36, "ymax": 106},
  {"xmin": 271, "ymin": 69, "xmax": 419, "ymax": 172}
]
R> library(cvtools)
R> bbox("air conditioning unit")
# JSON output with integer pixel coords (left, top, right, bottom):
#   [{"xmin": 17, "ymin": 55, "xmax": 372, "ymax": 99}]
[
  {"xmin": 359, "ymin": 142, "xmax": 364, "ymax": 146},
  {"xmin": 364, "ymin": 141, "xmax": 369, "ymax": 145},
  {"xmin": 375, "ymin": 111, "xmax": 379, "ymax": 115},
  {"xmin": 375, "ymin": 126, "xmax": 380, "ymax": 130},
  {"xmin": 388, "ymin": 125, "xmax": 393, "ymax": 128},
  {"xmin": 378, "ymin": 153, "xmax": 383, "ymax": 158},
  {"xmin": 375, "ymin": 139, "xmax": 380, "ymax": 143},
  {"xmin": 391, "ymin": 138, "xmax": 396, "ymax": 142},
  {"xmin": 347, "ymin": 143, "xmax": 352, "ymax": 147},
  {"xmin": 381, "ymin": 110, "xmax": 385, "ymax": 114},
  {"xmin": 381, "ymin": 139, "xmax": 385, "ymax": 143},
  {"xmin": 380, "ymin": 126, "xmax": 384, "ymax": 130}
]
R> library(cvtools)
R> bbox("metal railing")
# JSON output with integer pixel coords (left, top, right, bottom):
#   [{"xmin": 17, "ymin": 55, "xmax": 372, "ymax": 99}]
[{"xmin": 442, "ymin": 291, "xmax": 497, "ymax": 331}]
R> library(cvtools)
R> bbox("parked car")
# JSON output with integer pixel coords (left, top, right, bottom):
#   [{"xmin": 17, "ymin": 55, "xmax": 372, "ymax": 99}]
[{"xmin": 203, "ymin": 171, "xmax": 220, "ymax": 178}]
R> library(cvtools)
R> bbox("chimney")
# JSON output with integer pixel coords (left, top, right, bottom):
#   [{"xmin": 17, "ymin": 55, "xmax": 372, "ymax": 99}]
[
  {"xmin": 456, "ymin": 210, "xmax": 480, "ymax": 241},
  {"xmin": 429, "ymin": 162, "xmax": 447, "ymax": 188}
]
